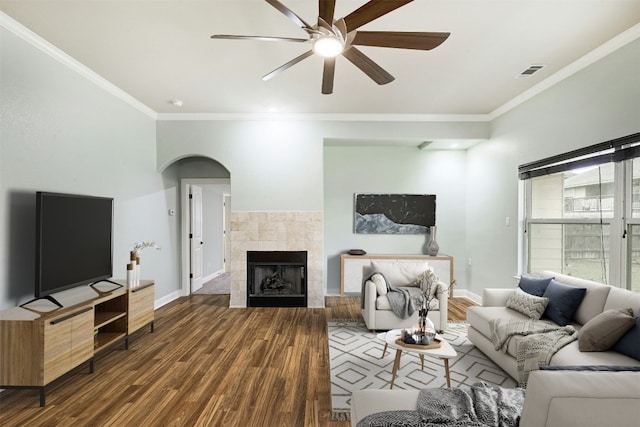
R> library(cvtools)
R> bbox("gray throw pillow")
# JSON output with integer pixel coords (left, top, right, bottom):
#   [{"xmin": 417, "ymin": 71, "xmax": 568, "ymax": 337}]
[
  {"xmin": 578, "ymin": 308, "xmax": 635, "ymax": 352},
  {"xmin": 506, "ymin": 287, "xmax": 549, "ymax": 319}
]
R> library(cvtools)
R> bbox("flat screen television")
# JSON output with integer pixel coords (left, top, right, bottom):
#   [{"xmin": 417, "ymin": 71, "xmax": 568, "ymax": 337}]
[{"xmin": 35, "ymin": 191, "xmax": 114, "ymax": 300}]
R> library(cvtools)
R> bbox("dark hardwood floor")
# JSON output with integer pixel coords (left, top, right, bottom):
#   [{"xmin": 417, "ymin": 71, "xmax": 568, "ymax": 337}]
[{"xmin": 0, "ymin": 295, "xmax": 476, "ymax": 427}]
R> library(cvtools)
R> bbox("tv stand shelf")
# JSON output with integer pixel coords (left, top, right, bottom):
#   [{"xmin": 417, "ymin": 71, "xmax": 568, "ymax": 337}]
[
  {"xmin": 0, "ymin": 279, "xmax": 155, "ymax": 407},
  {"xmin": 95, "ymin": 311, "xmax": 126, "ymax": 328}
]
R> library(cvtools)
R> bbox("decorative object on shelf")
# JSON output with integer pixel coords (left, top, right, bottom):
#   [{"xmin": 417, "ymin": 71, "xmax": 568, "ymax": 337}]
[
  {"xmin": 130, "ymin": 241, "xmax": 161, "ymax": 286},
  {"xmin": 425, "ymin": 225, "xmax": 440, "ymax": 256},
  {"xmin": 347, "ymin": 249, "xmax": 367, "ymax": 255},
  {"xmin": 126, "ymin": 263, "xmax": 134, "ymax": 287}
]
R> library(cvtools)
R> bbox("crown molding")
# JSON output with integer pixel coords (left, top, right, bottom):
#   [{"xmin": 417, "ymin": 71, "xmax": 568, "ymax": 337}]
[
  {"xmin": 489, "ymin": 22, "xmax": 640, "ymax": 120},
  {"xmin": 1, "ymin": 12, "xmax": 157, "ymax": 120},
  {"xmin": 155, "ymin": 113, "xmax": 491, "ymax": 122}
]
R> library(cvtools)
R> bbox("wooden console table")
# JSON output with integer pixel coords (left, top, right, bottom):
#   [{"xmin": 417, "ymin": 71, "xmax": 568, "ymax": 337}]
[
  {"xmin": 340, "ymin": 254, "xmax": 454, "ymax": 296},
  {"xmin": 0, "ymin": 280, "xmax": 155, "ymax": 406}
]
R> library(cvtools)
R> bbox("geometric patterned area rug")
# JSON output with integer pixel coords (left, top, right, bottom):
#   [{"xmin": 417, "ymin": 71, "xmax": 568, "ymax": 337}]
[{"xmin": 328, "ymin": 321, "xmax": 517, "ymax": 421}]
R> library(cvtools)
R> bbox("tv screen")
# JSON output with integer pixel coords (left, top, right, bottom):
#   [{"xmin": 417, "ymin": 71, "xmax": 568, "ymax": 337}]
[{"xmin": 35, "ymin": 192, "xmax": 114, "ymax": 298}]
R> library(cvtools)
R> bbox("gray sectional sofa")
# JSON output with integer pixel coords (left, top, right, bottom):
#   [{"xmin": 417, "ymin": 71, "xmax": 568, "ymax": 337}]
[{"xmin": 467, "ymin": 271, "xmax": 640, "ymax": 381}]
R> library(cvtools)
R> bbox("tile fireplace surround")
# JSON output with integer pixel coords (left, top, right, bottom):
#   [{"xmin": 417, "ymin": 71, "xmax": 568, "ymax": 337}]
[{"xmin": 229, "ymin": 211, "xmax": 324, "ymax": 308}]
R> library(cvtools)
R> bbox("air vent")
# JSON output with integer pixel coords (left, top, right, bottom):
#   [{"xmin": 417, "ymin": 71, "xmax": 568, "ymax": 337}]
[{"xmin": 516, "ymin": 64, "xmax": 545, "ymax": 78}]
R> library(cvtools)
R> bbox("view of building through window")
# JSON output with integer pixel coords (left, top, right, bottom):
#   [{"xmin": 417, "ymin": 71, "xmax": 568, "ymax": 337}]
[{"xmin": 529, "ymin": 164, "xmax": 614, "ymax": 285}]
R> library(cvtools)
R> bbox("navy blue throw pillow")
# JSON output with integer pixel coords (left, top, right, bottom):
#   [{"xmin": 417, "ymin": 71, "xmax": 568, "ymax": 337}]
[
  {"xmin": 612, "ymin": 315, "xmax": 640, "ymax": 361},
  {"xmin": 518, "ymin": 275, "xmax": 553, "ymax": 297},
  {"xmin": 542, "ymin": 279, "xmax": 587, "ymax": 326}
]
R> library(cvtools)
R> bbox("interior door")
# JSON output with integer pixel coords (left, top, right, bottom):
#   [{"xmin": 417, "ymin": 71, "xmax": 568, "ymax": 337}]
[{"xmin": 190, "ymin": 185, "xmax": 205, "ymax": 292}]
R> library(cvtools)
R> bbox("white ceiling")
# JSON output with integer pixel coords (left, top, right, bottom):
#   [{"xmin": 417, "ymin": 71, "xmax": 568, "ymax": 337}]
[{"xmin": 1, "ymin": 0, "xmax": 639, "ymax": 117}]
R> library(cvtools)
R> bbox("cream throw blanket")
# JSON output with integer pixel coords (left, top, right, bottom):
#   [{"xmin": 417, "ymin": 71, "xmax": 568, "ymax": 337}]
[{"xmin": 490, "ymin": 319, "xmax": 577, "ymax": 386}]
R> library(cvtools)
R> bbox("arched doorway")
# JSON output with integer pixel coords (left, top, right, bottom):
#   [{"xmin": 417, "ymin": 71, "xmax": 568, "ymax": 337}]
[{"xmin": 160, "ymin": 156, "xmax": 231, "ymax": 296}]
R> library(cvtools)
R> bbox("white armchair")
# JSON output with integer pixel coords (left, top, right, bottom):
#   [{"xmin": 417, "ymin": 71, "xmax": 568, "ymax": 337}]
[{"xmin": 361, "ymin": 260, "xmax": 448, "ymax": 332}]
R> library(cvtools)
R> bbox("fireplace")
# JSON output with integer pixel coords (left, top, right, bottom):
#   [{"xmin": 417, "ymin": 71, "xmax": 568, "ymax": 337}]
[{"xmin": 247, "ymin": 251, "xmax": 307, "ymax": 307}]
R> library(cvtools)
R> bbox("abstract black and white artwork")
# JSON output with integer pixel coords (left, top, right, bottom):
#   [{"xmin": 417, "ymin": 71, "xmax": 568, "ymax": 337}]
[{"xmin": 354, "ymin": 194, "xmax": 436, "ymax": 234}]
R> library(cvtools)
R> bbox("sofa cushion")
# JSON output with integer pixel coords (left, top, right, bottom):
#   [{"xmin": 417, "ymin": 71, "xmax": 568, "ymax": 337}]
[
  {"xmin": 578, "ymin": 308, "xmax": 635, "ymax": 352},
  {"xmin": 542, "ymin": 279, "xmax": 587, "ymax": 326},
  {"xmin": 518, "ymin": 275, "xmax": 553, "ymax": 297},
  {"xmin": 506, "ymin": 287, "xmax": 549, "ymax": 319},
  {"xmin": 541, "ymin": 271, "xmax": 611, "ymax": 325},
  {"xmin": 370, "ymin": 260, "xmax": 429, "ymax": 288},
  {"xmin": 612, "ymin": 315, "xmax": 640, "ymax": 361},
  {"xmin": 370, "ymin": 274, "xmax": 387, "ymax": 296},
  {"xmin": 550, "ymin": 340, "xmax": 640, "ymax": 367},
  {"xmin": 603, "ymin": 287, "xmax": 640, "ymax": 316},
  {"xmin": 466, "ymin": 306, "xmax": 530, "ymax": 340}
]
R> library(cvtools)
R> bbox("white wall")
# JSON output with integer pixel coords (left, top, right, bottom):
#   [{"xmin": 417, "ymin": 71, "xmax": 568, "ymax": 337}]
[
  {"xmin": 465, "ymin": 39, "xmax": 640, "ymax": 296},
  {"xmin": 0, "ymin": 26, "xmax": 178, "ymax": 309},
  {"xmin": 323, "ymin": 146, "xmax": 467, "ymax": 294}
]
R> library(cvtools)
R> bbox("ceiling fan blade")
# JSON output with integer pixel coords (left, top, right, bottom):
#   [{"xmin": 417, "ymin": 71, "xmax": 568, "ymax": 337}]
[
  {"xmin": 342, "ymin": 46, "xmax": 394, "ymax": 85},
  {"xmin": 343, "ymin": 0, "xmax": 413, "ymax": 32},
  {"xmin": 317, "ymin": 17, "xmax": 332, "ymax": 32},
  {"xmin": 322, "ymin": 57, "xmax": 336, "ymax": 94},
  {"xmin": 319, "ymin": 0, "xmax": 336, "ymax": 27},
  {"xmin": 266, "ymin": 0, "xmax": 312, "ymax": 29},
  {"xmin": 262, "ymin": 50, "xmax": 314, "ymax": 81},
  {"xmin": 211, "ymin": 34, "xmax": 308, "ymax": 43},
  {"xmin": 352, "ymin": 31, "xmax": 450, "ymax": 50},
  {"xmin": 335, "ymin": 18, "xmax": 347, "ymax": 39}
]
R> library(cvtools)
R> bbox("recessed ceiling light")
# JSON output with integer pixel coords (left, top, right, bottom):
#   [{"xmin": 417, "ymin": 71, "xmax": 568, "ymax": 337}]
[{"xmin": 170, "ymin": 99, "xmax": 184, "ymax": 107}]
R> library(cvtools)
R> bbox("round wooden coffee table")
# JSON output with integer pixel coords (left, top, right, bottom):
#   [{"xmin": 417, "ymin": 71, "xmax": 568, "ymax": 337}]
[{"xmin": 377, "ymin": 329, "xmax": 457, "ymax": 389}]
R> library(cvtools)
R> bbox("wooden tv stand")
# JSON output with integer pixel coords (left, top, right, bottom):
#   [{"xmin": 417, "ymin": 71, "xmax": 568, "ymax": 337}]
[{"xmin": 0, "ymin": 279, "xmax": 154, "ymax": 407}]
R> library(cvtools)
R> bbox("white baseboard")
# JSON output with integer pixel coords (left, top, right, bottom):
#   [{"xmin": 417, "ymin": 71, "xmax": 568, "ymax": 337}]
[
  {"xmin": 154, "ymin": 290, "xmax": 182, "ymax": 309},
  {"xmin": 450, "ymin": 288, "xmax": 482, "ymax": 304}
]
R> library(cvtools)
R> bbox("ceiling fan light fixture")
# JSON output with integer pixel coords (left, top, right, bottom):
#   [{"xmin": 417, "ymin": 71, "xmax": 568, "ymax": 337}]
[{"xmin": 312, "ymin": 35, "xmax": 344, "ymax": 58}]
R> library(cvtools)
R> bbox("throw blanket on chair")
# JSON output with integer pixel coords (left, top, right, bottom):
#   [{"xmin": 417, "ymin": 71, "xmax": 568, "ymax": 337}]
[
  {"xmin": 355, "ymin": 382, "xmax": 525, "ymax": 427},
  {"xmin": 361, "ymin": 272, "xmax": 418, "ymax": 319},
  {"xmin": 490, "ymin": 319, "xmax": 577, "ymax": 386}
]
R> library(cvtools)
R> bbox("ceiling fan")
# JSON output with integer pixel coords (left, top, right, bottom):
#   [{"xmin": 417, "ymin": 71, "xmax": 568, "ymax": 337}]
[{"xmin": 211, "ymin": 0, "xmax": 450, "ymax": 94}]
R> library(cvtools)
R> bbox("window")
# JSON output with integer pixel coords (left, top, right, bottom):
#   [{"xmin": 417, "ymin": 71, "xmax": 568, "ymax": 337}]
[
  {"xmin": 521, "ymin": 132, "xmax": 640, "ymax": 291},
  {"xmin": 527, "ymin": 165, "xmax": 613, "ymax": 284}
]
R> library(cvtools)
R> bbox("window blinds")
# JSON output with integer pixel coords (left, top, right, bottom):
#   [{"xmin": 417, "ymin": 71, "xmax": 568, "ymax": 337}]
[{"xmin": 518, "ymin": 132, "xmax": 640, "ymax": 180}]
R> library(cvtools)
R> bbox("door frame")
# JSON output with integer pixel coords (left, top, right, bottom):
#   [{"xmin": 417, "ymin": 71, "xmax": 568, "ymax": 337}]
[{"xmin": 180, "ymin": 178, "xmax": 231, "ymax": 296}]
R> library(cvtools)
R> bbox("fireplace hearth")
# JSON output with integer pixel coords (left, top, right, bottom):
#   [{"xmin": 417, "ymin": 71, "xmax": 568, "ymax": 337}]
[{"xmin": 247, "ymin": 251, "xmax": 307, "ymax": 307}]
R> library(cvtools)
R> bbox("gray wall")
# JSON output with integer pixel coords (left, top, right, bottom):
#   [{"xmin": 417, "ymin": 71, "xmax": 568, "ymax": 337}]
[
  {"xmin": 2, "ymin": 19, "xmax": 637, "ymax": 310},
  {"xmin": 323, "ymin": 146, "xmax": 467, "ymax": 294},
  {"xmin": 0, "ymin": 27, "xmax": 178, "ymax": 309},
  {"xmin": 465, "ymin": 39, "xmax": 640, "ymax": 297}
]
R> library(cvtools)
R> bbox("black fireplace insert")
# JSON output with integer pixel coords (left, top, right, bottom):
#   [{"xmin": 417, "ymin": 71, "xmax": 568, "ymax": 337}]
[{"xmin": 247, "ymin": 251, "xmax": 307, "ymax": 307}]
